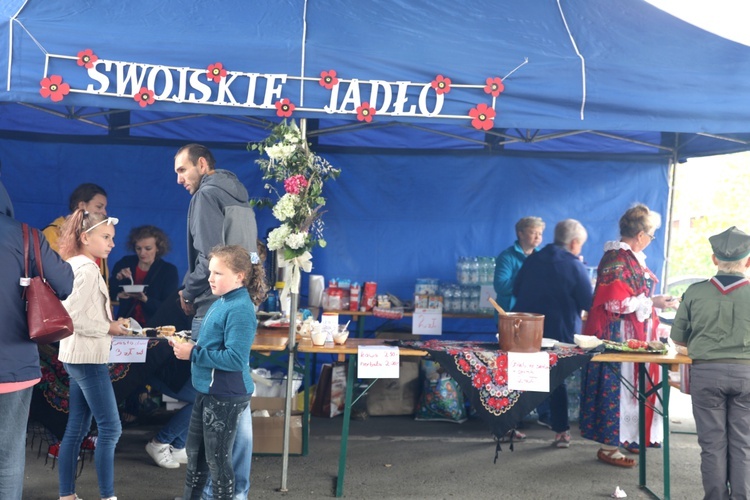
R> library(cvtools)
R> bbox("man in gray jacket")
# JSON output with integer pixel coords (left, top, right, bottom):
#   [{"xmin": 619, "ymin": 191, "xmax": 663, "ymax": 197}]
[{"xmin": 172, "ymin": 143, "xmax": 257, "ymax": 498}]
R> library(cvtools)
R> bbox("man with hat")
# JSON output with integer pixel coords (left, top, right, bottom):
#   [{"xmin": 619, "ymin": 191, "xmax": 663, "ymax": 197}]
[{"xmin": 671, "ymin": 226, "xmax": 750, "ymax": 500}]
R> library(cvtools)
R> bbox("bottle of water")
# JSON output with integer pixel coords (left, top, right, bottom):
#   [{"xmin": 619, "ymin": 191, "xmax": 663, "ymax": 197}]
[
  {"xmin": 443, "ymin": 285, "xmax": 454, "ymax": 313},
  {"xmin": 468, "ymin": 257, "xmax": 479, "ymax": 284},
  {"xmin": 470, "ymin": 286, "xmax": 480, "ymax": 313},
  {"xmin": 461, "ymin": 285, "xmax": 473, "ymax": 312}
]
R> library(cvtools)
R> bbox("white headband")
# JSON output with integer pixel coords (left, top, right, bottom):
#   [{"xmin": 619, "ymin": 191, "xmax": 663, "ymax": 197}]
[{"xmin": 84, "ymin": 216, "xmax": 119, "ymax": 233}]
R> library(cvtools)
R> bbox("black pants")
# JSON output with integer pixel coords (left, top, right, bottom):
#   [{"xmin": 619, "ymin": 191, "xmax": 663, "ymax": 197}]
[{"xmin": 183, "ymin": 393, "xmax": 250, "ymax": 500}]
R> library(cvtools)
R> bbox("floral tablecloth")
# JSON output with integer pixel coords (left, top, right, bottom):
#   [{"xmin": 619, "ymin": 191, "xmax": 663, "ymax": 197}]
[{"xmin": 398, "ymin": 340, "xmax": 594, "ymax": 444}]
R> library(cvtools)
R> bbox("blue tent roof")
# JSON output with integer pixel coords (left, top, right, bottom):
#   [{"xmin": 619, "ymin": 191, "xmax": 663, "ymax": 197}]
[{"xmin": 1, "ymin": 0, "xmax": 750, "ymax": 158}]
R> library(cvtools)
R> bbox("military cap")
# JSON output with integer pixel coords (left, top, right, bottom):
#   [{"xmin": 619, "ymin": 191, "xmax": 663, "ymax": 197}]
[{"xmin": 710, "ymin": 226, "xmax": 750, "ymax": 261}]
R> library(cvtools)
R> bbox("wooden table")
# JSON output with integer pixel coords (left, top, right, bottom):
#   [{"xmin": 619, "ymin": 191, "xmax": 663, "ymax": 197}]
[
  {"xmin": 590, "ymin": 351, "xmax": 692, "ymax": 500},
  {"xmin": 297, "ymin": 338, "xmax": 427, "ymax": 497},
  {"xmin": 324, "ymin": 309, "xmax": 495, "ymax": 337}
]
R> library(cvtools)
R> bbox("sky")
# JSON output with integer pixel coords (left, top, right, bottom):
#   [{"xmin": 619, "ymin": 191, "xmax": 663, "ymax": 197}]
[{"xmin": 645, "ymin": 0, "xmax": 750, "ymax": 46}]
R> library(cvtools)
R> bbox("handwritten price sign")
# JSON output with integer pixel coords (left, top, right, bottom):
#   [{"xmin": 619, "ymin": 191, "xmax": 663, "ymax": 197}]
[
  {"xmin": 357, "ymin": 346, "xmax": 400, "ymax": 379},
  {"xmin": 108, "ymin": 338, "xmax": 149, "ymax": 363},
  {"xmin": 412, "ymin": 308, "xmax": 442, "ymax": 335},
  {"xmin": 507, "ymin": 352, "xmax": 550, "ymax": 392}
]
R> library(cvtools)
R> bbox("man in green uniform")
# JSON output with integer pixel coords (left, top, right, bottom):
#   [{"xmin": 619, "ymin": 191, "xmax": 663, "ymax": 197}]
[{"xmin": 671, "ymin": 226, "xmax": 750, "ymax": 500}]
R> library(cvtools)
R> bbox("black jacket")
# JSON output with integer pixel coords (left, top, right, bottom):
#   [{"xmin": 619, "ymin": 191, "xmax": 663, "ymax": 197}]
[
  {"xmin": 109, "ymin": 255, "xmax": 179, "ymax": 324},
  {"xmin": 0, "ymin": 215, "xmax": 73, "ymax": 383}
]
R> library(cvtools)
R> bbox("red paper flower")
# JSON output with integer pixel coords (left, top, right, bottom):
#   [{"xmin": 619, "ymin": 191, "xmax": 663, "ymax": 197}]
[
  {"xmin": 206, "ymin": 62, "xmax": 227, "ymax": 83},
  {"xmin": 284, "ymin": 174, "xmax": 308, "ymax": 195},
  {"xmin": 356, "ymin": 102, "xmax": 375, "ymax": 123},
  {"xmin": 39, "ymin": 75, "xmax": 70, "ymax": 102},
  {"xmin": 319, "ymin": 70, "xmax": 339, "ymax": 89},
  {"xmin": 77, "ymin": 49, "xmax": 98, "ymax": 69},
  {"xmin": 134, "ymin": 87, "xmax": 155, "ymax": 107},
  {"xmin": 469, "ymin": 103, "xmax": 496, "ymax": 130},
  {"xmin": 431, "ymin": 75, "xmax": 452, "ymax": 95},
  {"xmin": 484, "ymin": 77, "xmax": 505, "ymax": 97},
  {"xmin": 275, "ymin": 98, "xmax": 295, "ymax": 118}
]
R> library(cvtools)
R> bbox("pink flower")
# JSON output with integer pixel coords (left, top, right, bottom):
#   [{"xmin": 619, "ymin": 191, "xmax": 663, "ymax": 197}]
[
  {"xmin": 284, "ymin": 174, "xmax": 309, "ymax": 195},
  {"xmin": 39, "ymin": 75, "xmax": 70, "ymax": 102},
  {"xmin": 431, "ymin": 75, "xmax": 452, "ymax": 95},
  {"xmin": 275, "ymin": 98, "xmax": 295, "ymax": 118},
  {"xmin": 206, "ymin": 62, "xmax": 227, "ymax": 83},
  {"xmin": 134, "ymin": 87, "xmax": 155, "ymax": 107},
  {"xmin": 319, "ymin": 70, "xmax": 339, "ymax": 89},
  {"xmin": 484, "ymin": 77, "xmax": 505, "ymax": 97},
  {"xmin": 77, "ymin": 49, "xmax": 98, "ymax": 69},
  {"xmin": 469, "ymin": 103, "xmax": 496, "ymax": 130}
]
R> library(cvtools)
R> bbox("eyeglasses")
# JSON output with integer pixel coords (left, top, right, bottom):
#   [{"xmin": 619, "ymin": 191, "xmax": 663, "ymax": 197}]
[
  {"xmin": 644, "ymin": 232, "xmax": 656, "ymax": 242},
  {"xmin": 84, "ymin": 217, "xmax": 119, "ymax": 233}
]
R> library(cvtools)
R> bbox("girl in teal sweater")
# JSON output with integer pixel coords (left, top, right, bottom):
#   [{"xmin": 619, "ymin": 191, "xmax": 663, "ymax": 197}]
[{"xmin": 172, "ymin": 244, "xmax": 266, "ymax": 500}]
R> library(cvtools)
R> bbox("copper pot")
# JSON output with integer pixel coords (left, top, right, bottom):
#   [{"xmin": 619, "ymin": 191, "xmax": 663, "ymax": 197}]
[{"xmin": 498, "ymin": 313, "xmax": 544, "ymax": 352}]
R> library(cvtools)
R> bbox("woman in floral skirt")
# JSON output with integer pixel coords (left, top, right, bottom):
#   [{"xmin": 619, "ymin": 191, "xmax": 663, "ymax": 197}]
[{"xmin": 579, "ymin": 204, "xmax": 678, "ymax": 467}]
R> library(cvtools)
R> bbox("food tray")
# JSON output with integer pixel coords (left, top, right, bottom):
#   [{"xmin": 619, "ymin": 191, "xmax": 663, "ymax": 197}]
[{"xmin": 602, "ymin": 339, "xmax": 668, "ymax": 354}]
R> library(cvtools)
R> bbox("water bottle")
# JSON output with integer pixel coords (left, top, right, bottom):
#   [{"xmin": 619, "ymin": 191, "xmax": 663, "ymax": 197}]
[
  {"xmin": 265, "ymin": 285, "xmax": 278, "ymax": 312},
  {"xmin": 469, "ymin": 257, "xmax": 479, "ymax": 284}
]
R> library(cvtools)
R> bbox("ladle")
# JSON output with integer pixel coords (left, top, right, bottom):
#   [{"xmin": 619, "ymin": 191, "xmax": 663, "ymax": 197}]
[{"xmin": 488, "ymin": 297, "xmax": 508, "ymax": 316}]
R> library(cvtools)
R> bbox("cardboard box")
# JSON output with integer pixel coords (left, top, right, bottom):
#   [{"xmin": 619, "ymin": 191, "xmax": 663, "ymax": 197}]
[{"xmin": 251, "ymin": 394, "xmax": 303, "ymax": 455}]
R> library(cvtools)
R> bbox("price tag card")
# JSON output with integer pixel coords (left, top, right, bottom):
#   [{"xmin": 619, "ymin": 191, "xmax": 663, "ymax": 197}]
[
  {"xmin": 412, "ymin": 308, "xmax": 442, "ymax": 335},
  {"xmin": 109, "ymin": 337, "xmax": 149, "ymax": 363},
  {"xmin": 357, "ymin": 345, "xmax": 400, "ymax": 379},
  {"xmin": 507, "ymin": 352, "xmax": 550, "ymax": 392}
]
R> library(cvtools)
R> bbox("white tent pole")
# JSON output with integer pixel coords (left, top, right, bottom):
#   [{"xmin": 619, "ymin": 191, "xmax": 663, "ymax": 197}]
[{"xmin": 279, "ymin": 117, "xmax": 308, "ymax": 492}]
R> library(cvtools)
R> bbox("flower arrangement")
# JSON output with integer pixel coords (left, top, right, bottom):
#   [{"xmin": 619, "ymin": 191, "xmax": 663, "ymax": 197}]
[{"xmin": 249, "ymin": 120, "xmax": 340, "ymax": 261}]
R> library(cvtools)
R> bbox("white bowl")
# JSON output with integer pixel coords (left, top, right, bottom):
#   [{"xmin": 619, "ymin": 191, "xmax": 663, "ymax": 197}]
[{"xmin": 121, "ymin": 284, "xmax": 148, "ymax": 293}]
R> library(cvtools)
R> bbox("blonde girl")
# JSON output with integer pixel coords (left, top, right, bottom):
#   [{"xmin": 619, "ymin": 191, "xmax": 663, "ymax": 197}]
[{"xmin": 57, "ymin": 209, "xmax": 127, "ymax": 500}]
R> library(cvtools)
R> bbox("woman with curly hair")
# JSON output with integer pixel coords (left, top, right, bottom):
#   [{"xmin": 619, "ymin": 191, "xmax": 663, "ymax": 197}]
[{"xmin": 109, "ymin": 225, "xmax": 178, "ymax": 326}]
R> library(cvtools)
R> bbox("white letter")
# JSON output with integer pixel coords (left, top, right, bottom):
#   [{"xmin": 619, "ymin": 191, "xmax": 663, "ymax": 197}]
[
  {"xmin": 392, "ymin": 81, "xmax": 416, "ymax": 115},
  {"xmin": 115, "ymin": 62, "xmax": 147, "ymax": 96},
  {"xmin": 369, "ymin": 80, "xmax": 392, "ymax": 113},
  {"xmin": 243, "ymin": 73, "xmax": 260, "ymax": 106},
  {"xmin": 86, "ymin": 60, "xmax": 111, "ymax": 93},
  {"xmin": 146, "ymin": 66, "xmax": 174, "ymax": 100},
  {"xmin": 187, "ymin": 70, "xmax": 211, "ymax": 102},
  {"xmin": 418, "ymin": 84, "xmax": 443, "ymax": 116},
  {"xmin": 216, "ymin": 73, "xmax": 239, "ymax": 105},
  {"xmin": 338, "ymin": 79, "xmax": 361, "ymax": 112},
  {"xmin": 323, "ymin": 82, "xmax": 340, "ymax": 113},
  {"xmin": 261, "ymin": 75, "xmax": 287, "ymax": 107}
]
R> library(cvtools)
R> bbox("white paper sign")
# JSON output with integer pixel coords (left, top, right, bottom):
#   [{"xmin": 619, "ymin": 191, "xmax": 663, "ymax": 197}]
[
  {"xmin": 357, "ymin": 346, "xmax": 400, "ymax": 379},
  {"xmin": 507, "ymin": 352, "xmax": 550, "ymax": 392},
  {"xmin": 108, "ymin": 337, "xmax": 149, "ymax": 363},
  {"xmin": 412, "ymin": 308, "xmax": 442, "ymax": 335}
]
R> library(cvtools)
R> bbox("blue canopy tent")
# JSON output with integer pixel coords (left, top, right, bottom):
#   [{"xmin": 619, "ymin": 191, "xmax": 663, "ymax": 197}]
[{"xmin": 1, "ymin": 0, "xmax": 750, "ymax": 330}]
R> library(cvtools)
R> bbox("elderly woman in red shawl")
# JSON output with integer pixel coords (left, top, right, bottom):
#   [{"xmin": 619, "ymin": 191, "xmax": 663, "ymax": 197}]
[{"xmin": 579, "ymin": 204, "xmax": 678, "ymax": 468}]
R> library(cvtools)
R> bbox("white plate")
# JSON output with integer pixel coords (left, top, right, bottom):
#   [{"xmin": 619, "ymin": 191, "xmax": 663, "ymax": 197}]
[
  {"xmin": 541, "ymin": 338, "xmax": 557, "ymax": 348},
  {"xmin": 121, "ymin": 284, "xmax": 148, "ymax": 293},
  {"xmin": 123, "ymin": 317, "xmax": 143, "ymax": 333}
]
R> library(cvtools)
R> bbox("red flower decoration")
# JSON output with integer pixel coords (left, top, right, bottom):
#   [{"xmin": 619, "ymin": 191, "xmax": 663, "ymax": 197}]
[
  {"xmin": 319, "ymin": 70, "xmax": 339, "ymax": 89},
  {"xmin": 206, "ymin": 62, "xmax": 227, "ymax": 83},
  {"xmin": 469, "ymin": 103, "xmax": 496, "ymax": 131},
  {"xmin": 39, "ymin": 75, "xmax": 70, "ymax": 102},
  {"xmin": 431, "ymin": 75, "xmax": 452, "ymax": 95},
  {"xmin": 134, "ymin": 87, "xmax": 155, "ymax": 107},
  {"xmin": 284, "ymin": 174, "xmax": 308, "ymax": 195},
  {"xmin": 484, "ymin": 77, "xmax": 505, "ymax": 97},
  {"xmin": 77, "ymin": 49, "xmax": 98, "ymax": 69},
  {"xmin": 356, "ymin": 102, "xmax": 376, "ymax": 123},
  {"xmin": 275, "ymin": 98, "xmax": 295, "ymax": 118}
]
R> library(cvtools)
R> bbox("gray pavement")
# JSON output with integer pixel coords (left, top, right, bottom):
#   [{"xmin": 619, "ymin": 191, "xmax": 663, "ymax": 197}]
[{"xmin": 23, "ymin": 391, "xmax": 701, "ymax": 499}]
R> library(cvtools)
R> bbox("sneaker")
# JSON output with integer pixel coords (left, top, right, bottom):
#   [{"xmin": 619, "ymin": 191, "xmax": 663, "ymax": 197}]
[
  {"xmin": 48, "ymin": 442, "xmax": 60, "ymax": 458},
  {"xmin": 553, "ymin": 431, "xmax": 571, "ymax": 448},
  {"xmin": 170, "ymin": 446, "xmax": 188, "ymax": 465},
  {"xmin": 146, "ymin": 440, "xmax": 179, "ymax": 469},
  {"xmin": 499, "ymin": 429, "xmax": 527, "ymax": 443},
  {"xmin": 81, "ymin": 435, "xmax": 97, "ymax": 450}
]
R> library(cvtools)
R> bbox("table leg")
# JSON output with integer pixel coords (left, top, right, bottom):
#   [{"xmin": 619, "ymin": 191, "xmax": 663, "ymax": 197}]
[
  {"xmin": 303, "ymin": 352, "xmax": 311, "ymax": 456},
  {"xmin": 662, "ymin": 364, "xmax": 671, "ymax": 499},
  {"xmin": 638, "ymin": 363, "xmax": 647, "ymax": 487},
  {"xmin": 335, "ymin": 357, "xmax": 356, "ymax": 497},
  {"xmin": 356, "ymin": 315, "xmax": 366, "ymax": 338}
]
